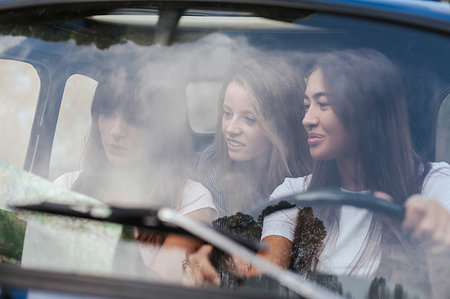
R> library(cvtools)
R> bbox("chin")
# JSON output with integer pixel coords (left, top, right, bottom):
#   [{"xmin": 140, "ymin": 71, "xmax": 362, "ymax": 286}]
[
  {"xmin": 228, "ymin": 152, "xmax": 249, "ymax": 162},
  {"xmin": 310, "ymin": 151, "xmax": 333, "ymax": 161},
  {"xmin": 107, "ymin": 156, "xmax": 129, "ymax": 167}
]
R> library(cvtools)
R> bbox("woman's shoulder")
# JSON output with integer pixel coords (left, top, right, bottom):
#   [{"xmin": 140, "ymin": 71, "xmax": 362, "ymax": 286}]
[
  {"xmin": 53, "ymin": 170, "xmax": 81, "ymax": 190},
  {"xmin": 422, "ymin": 162, "xmax": 450, "ymax": 210},
  {"xmin": 429, "ymin": 161, "xmax": 450, "ymax": 172},
  {"xmin": 196, "ymin": 143, "xmax": 220, "ymax": 188},
  {"xmin": 197, "ymin": 144, "xmax": 216, "ymax": 167},
  {"xmin": 183, "ymin": 179, "xmax": 211, "ymax": 196},
  {"xmin": 270, "ymin": 175, "xmax": 311, "ymax": 200},
  {"xmin": 178, "ymin": 179, "xmax": 217, "ymax": 215},
  {"xmin": 423, "ymin": 162, "xmax": 450, "ymax": 183}
]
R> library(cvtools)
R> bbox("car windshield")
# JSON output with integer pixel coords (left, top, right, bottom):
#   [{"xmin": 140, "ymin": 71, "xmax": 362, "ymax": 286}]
[{"xmin": 0, "ymin": 2, "xmax": 449, "ymax": 298}]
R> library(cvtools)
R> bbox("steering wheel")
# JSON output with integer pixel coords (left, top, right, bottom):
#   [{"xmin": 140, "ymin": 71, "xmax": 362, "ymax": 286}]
[
  {"xmin": 249, "ymin": 189, "xmax": 405, "ymax": 222},
  {"xmin": 212, "ymin": 190, "xmax": 406, "ymax": 294}
]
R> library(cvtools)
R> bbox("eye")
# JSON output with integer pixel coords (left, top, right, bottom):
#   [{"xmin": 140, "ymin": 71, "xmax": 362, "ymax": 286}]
[
  {"xmin": 223, "ymin": 110, "xmax": 232, "ymax": 119},
  {"xmin": 100, "ymin": 109, "xmax": 115, "ymax": 118},
  {"xmin": 303, "ymin": 103, "xmax": 310, "ymax": 112},
  {"xmin": 127, "ymin": 116, "xmax": 145, "ymax": 126},
  {"xmin": 303, "ymin": 98, "xmax": 310, "ymax": 112},
  {"xmin": 319, "ymin": 102, "xmax": 330, "ymax": 109},
  {"xmin": 244, "ymin": 116, "xmax": 257, "ymax": 125}
]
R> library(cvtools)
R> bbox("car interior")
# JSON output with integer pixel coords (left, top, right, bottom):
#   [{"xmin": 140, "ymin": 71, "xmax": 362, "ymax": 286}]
[{"xmin": 0, "ymin": 1, "xmax": 449, "ymax": 298}]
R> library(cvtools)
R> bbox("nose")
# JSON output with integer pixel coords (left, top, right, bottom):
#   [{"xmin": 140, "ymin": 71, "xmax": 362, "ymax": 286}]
[
  {"xmin": 224, "ymin": 116, "xmax": 242, "ymax": 136},
  {"xmin": 302, "ymin": 106, "xmax": 319, "ymax": 130},
  {"xmin": 110, "ymin": 115, "xmax": 128, "ymax": 138}
]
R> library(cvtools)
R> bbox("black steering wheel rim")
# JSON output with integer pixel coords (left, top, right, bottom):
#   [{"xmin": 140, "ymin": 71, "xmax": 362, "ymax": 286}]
[{"xmin": 249, "ymin": 190, "xmax": 405, "ymax": 223}]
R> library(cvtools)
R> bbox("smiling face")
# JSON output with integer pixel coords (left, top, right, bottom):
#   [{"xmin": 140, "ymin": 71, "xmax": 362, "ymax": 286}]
[
  {"xmin": 302, "ymin": 69, "xmax": 352, "ymax": 162},
  {"xmin": 221, "ymin": 81, "xmax": 270, "ymax": 163},
  {"xmin": 98, "ymin": 109, "xmax": 146, "ymax": 167}
]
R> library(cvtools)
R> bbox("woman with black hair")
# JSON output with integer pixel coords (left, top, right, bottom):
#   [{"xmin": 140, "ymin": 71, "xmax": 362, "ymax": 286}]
[{"xmin": 260, "ymin": 49, "xmax": 450, "ymax": 297}]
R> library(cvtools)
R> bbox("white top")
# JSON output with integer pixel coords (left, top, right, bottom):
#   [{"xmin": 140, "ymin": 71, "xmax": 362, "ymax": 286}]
[
  {"xmin": 54, "ymin": 170, "xmax": 217, "ymax": 269},
  {"xmin": 53, "ymin": 171, "xmax": 217, "ymax": 217},
  {"xmin": 261, "ymin": 162, "xmax": 450, "ymax": 276},
  {"xmin": 22, "ymin": 171, "xmax": 216, "ymax": 277}
]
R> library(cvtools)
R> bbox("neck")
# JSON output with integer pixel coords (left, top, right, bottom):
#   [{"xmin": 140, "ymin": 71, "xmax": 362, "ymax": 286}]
[{"xmin": 336, "ymin": 157, "xmax": 365, "ymax": 191}]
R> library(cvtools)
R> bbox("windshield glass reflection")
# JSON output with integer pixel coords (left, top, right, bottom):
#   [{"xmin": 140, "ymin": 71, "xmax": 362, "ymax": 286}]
[{"xmin": 0, "ymin": 6, "xmax": 449, "ymax": 299}]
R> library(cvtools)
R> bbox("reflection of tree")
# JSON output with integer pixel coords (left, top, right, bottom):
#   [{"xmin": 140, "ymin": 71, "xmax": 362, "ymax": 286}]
[
  {"xmin": 0, "ymin": 210, "xmax": 26, "ymax": 264},
  {"xmin": 306, "ymin": 272, "xmax": 344, "ymax": 295},
  {"xmin": 290, "ymin": 207, "xmax": 326, "ymax": 273},
  {"xmin": 366, "ymin": 277, "xmax": 417, "ymax": 299},
  {"xmin": 210, "ymin": 212, "xmax": 261, "ymax": 279},
  {"xmin": 0, "ymin": 21, "xmax": 157, "ymax": 50},
  {"xmin": 368, "ymin": 277, "xmax": 387, "ymax": 299},
  {"xmin": 209, "ymin": 209, "xmax": 344, "ymax": 296}
]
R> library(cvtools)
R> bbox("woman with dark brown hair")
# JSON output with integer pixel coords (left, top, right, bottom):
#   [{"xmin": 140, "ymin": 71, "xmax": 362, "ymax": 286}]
[
  {"xmin": 261, "ymin": 49, "xmax": 450, "ymax": 297},
  {"xmin": 54, "ymin": 71, "xmax": 217, "ymax": 279}
]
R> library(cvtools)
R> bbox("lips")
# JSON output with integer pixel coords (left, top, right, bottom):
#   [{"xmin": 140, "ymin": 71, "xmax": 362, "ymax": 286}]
[
  {"xmin": 106, "ymin": 143, "xmax": 128, "ymax": 153},
  {"xmin": 307, "ymin": 133, "xmax": 324, "ymax": 146},
  {"xmin": 226, "ymin": 138, "xmax": 244, "ymax": 151}
]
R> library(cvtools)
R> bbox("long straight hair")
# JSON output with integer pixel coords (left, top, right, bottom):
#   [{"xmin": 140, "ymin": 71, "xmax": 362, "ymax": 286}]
[
  {"xmin": 305, "ymin": 49, "xmax": 429, "ymax": 274},
  {"xmin": 210, "ymin": 58, "xmax": 312, "ymax": 212},
  {"xmin": 72, "ymin": 71, "xmax": 193, "ymax": 244}
]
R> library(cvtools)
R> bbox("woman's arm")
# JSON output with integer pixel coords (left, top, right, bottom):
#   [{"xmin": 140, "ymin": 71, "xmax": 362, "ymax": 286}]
[
  {"xmin": 258, "ymin": 235, "xmax": 293, "ymax": 269},
  {"xmin": 182, "ymin": 234, "xmax": 294, "ymax": 286},
  {"xmin": 238, "ymin": 235, "xmax": 293, "ymax": 277},
  {"xmin": 149, "ymin": 208, "xmax": 216, "ymax": 282}
]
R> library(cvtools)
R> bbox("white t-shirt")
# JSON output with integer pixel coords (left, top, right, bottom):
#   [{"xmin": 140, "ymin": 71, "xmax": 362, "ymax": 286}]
[
  {"xmin": 261, "ymin": 162, "xmax": 450, "ymax": 276},
  {"xmin": 54, "ymin": 171, "xmax": 217, "ymax": 269},
  {"xmin": 54, "ymin": 171, "xmax": 217, "ymax": 217}
]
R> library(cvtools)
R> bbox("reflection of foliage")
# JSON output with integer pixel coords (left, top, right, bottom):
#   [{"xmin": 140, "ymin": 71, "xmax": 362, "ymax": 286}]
[
  {"xmin": 257, "ymin": 200, "xmax": 296, "ymax": 224},
  {"xmin": 0, "ymin": 20, "xmax": 155, "ymax": 50},
  {"xmin": 210, "ymin": 209, "xmax": 339, "ymax": 296},
  {"xmin": 306, "ymin": 272, "xmax": 344, "ymax": 296},
  {"xmin": 0, "ymin": 210, "xmax": 26, "ymax": 265},
  {"xmin": 290, "ymin": 207, "xmax": 326, "ymax": 274},
  {"xmin": 367, "ymin": 277, "xmax": 417, "ymax": 299},
  {"xmin": 210, "ymin": 212, "xmax": 261, "ymax": 283},
  {"xmin": 0, "ymin": 2, "xmax": 314, "ymax": 50},
  {"xmin": 213, "ymin": 212, "xmax": 261, "ymax": 241}
]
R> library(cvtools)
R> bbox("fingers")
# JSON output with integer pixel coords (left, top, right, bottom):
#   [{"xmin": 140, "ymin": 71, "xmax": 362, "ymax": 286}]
[
  {"xmin": 403, "ymin": 195, "xmax": 450, "ymax": 251},
  {"xmin": 374, "ymin": 191, "xmax": 393, "ymax": 202},
  {"xmin": 183, "ymin": 245, "xmax": 221, "ymax": 287},
  {"xmin": 196, "ymin": 245, "xmax": 221, "ymax": 285},
  {"xmin": 402, "ymin": 194, "xmax": 427, "ymax": 232}
]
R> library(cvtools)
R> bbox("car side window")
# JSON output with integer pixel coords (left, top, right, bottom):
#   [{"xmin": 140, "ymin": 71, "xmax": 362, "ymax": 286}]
[
  {"xmin": 0, "ymin": 59, "xmax": 40, "ymax": 169},
  {"xmin": 49, "ymin": 74, "xmax": 98, "ymax": 181},
  {"xmin": 186, "ymin": 80, "xmax": 222, "ymax": 134},
  {"xmin": 436, "ymin": 93, "xmax": 450, "ymax": 164}
]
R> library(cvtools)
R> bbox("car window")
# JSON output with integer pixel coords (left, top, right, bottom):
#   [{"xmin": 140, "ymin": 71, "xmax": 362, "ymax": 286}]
[
  {"xmin": 0, "ymin": 3, "xmax": 449, "ymax": 299},
  {"xmin": 436, "ymin": 92, "xmax": 450, "ymax": 164},
  {"xmin": 186, "ymin": 80, "xmax": 222, "ymax": 133},
  {"xmin": 50, "ymin": 74, "xmax": 98, "ymax": 181},
  {"xmin": 0, "ymin": 59, "xmax": 40, "ymax": 169}
]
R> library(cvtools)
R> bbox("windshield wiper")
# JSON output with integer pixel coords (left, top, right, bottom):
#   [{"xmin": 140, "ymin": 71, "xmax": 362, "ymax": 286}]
[
  {"xmin": 10, "ymin": 201, "xmax": 263, "ymax": 252},
  {"xmin": 10, "ymin": 201, "xmax": 344, "ymax": 299}
]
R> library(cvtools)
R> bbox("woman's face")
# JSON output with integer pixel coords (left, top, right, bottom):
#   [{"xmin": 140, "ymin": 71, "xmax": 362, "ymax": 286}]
[
  {"xmin": 221, "ymin": 81, "xmax": 270, "ymax": 163},
  {"xmin": 302, "ymin": 69, "xmax": 351, "ymax": 161},
  {"xmin": 98, "ymin": 109, "xmax": 146, "ymax": 167}
]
